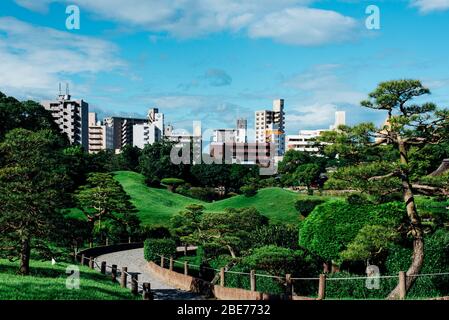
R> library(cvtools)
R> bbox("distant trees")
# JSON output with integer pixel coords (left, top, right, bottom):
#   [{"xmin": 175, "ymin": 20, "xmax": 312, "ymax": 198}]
[
  {"xmin": 139, "ymin": 140, "xmax": 188, "ymax": 186},
  {"xmin": 0, "ymin": 129, "xmax": 70, "ymax": 274},
  {"xmin": 294, "ymin": 163, "xmax": 322, "ymax": 195},
  {"xmin": 0, "ymin": 92, "xmax": 66, "ymax": 143},
  {"xmin": 277, "ymin": 150, "xmax": 327, "ymax": 188}
]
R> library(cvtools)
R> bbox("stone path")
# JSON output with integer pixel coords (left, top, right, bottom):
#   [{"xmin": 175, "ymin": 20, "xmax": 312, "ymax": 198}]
[{"xmin": 95, "ymin": 248, "xmax": 204, "ymax": 300}]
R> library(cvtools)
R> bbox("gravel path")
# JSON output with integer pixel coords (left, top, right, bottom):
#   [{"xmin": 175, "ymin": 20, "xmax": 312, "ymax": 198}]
[{"xmin": 95, "ymin": 248, "xmax": 204, "ymax": 300}]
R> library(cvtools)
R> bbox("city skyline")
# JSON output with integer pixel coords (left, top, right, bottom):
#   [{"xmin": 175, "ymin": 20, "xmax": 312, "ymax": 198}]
[{"xmin": 1, "ymin": 0, "xmax": 449, "ymax": 135}]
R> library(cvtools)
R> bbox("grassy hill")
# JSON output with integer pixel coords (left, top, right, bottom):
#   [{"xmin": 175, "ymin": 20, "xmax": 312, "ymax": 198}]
[
  {"xmin": 113, "ymin": 171, "xmax": 334, "ymax": 226},
  {"xmin": 0, "ymin": 259, "xmax": 138, "ymax": 300},
  {"xmin": 114, "ymin": 171, "xmax": 206, "ymax": 225},
  {"xmin": 205, "ymin": 187, "xmax": 303, "ymax": 224}
]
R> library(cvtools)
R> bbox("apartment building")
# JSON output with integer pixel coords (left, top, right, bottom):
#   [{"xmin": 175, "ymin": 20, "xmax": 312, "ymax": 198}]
[
  {"xmin": 286, "ymin": 111, "xmax": 346, "ymax": 154},
  {"xmin": 42, "ymin": 88, "xmax": 89, "ymax": 149},
  {"xmin": 133, "ymin": 108, "xmax": 165, "ymax": 149},
  {"xmin": 87, "ymin": 112, "xmax": 113, "ymax": 153},
  {"xmin": 165, "ymin": 122, "xmax": 202, "ymax": 164},
  {"xmin": 104, "ymin": 116, "xmax": 147, "ymax": 153},
  {"xmin": 255, "ymin": 99, "xmax": 285, "ymax": 156}
]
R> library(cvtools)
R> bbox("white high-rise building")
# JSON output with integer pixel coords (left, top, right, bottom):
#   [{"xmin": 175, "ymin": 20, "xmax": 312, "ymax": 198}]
[
  {"xmin": 42, "ymin": 85, "xmax": 89, "ymax": 149},
  {"xmin": 330, "ymin": 111, "xmax": 346, "ymax": 130},
  {"xmin": 236, "ymin": 118, "xmax": 247, "ymax": 143},
  {"xmin": 132, "ymin": 108, "xmax": 164, "ymax": 149},
  {"xmin": 255, "ymin": 99, "xmax": 285, "ymax": 156}
]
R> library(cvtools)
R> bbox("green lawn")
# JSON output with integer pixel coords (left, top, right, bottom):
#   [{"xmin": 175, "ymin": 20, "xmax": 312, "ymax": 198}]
[
  {"xmin": 114, "ymin": 171, "xmax": 206, "ymax": 226},
  {"xmin": 113, "ymin": 171, "xmax": 337, "ymax": 226},
  {"xmin": 0, "ymin": 259, "xmax": 139, "ymax": 300}
]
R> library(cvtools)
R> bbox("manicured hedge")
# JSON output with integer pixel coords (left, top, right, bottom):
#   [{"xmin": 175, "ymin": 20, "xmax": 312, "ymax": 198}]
[
  {"xmin": 144, "ymin": 238, "xmax": 177, "ymax": 262},
  {"xmin": 299, "ymin": 201, "xmax": 406, "ymax": 262},
  {"xmin": 295, "ymin": 199, "xmax": 325, "ymax": 217}
]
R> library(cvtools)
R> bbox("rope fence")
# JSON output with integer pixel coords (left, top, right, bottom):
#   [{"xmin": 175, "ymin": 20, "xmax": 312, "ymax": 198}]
[
  {"xmin": 73, "ymin": 250, "xmax": 449, "ymax": 301},
  {"xmin": 153, "ymin": 253, "xmax": 449, "ymax": 300},
  {"xmin": 74, "ymin": 253, "xmax": 153, "ymax": 300}
]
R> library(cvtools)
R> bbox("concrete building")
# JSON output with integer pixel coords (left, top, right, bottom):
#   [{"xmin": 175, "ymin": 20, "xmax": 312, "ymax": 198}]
[
  {"xmin": 286, "ymin": 111, "xmax": 346, "ymax": 154},
  {"xmin": 212, "ymin": 119, "xmax": 248, "ymax": 144},
  {"xmin": 88, "ymin": 112, "xmax": 113, "ymax": 153},
  {"xmin": 166, "ymin": 122, "xmax": 202, "ymax": 164},
  {"xmin": 330, "ymin": 111, "xmax": 346, "ymax": 130},
  {"xmin": 255, "ymin": 99, "xmax": 285, "ymax": 156},
  {"xmin": 236, "ymin": 118, "xmax": 248, "ymax": 143},
  {"xmin": 286, "ymin": 129, "xmax": 328, "ymax": 153},
  {"xmin": 132, "ymin": 108, "xmax": 165, "ymax": 149},
  {"xmin": 210, "ymin": 142, "xmax": 273, "ymax": 165},
  {"xmin": 104, "ymin": 116, "xmax": 147, "ymax": 153},
  {"xmin": 42, "ymin": 86, "xmax": 89, "ymax": 149}
]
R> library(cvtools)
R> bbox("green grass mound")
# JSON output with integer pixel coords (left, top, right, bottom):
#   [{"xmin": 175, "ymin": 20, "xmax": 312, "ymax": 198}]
[
  {"xmin": 113, "ymin": 171, "xmax": 205, "ymax": 226},
  {"xmin": 206, "ymin": 187, "xmax": 312, "ymax": 224},
  {"xmin": 0, "ymin": 259, "xmax": 138, "ymax": 300}
]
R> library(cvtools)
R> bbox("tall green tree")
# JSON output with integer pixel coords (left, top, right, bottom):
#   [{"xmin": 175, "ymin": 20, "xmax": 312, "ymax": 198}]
[
  {"xmin": 321, "ymin": 80, "xmax": 449, "ymax": 298},
  {"xmin": 0, "ymin": 129, "xmax": 69, "ymax": 274},
  {"xmin": 294, "ymin": 163, "xmax": 322, "ymax": 195},
  {"xmin": 75, "ymin": 172, "xmax": 139, "ymax": 242}
]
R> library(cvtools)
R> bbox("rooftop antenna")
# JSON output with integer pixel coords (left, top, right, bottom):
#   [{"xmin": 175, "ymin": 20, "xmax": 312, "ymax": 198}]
[
  {"xmin": 66, "ymin": 83, "xmax": 69, "ymax": 96},
  {"xmin": 58, "ymin": 83, "xmax": 62, "ymax": 96}
]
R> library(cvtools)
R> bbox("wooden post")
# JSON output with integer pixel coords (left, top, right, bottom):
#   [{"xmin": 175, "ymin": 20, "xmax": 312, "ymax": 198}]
[
  {"xmin": 131, "ymin": 273, "xmax": 138, "ymax": 295},
  {"xmin": 286, "ymin": 274, "xmax": 293, "ymax": 296},
  {"xmin": 250, "ymin": 270, "xmax": 256, "ymax": 292},
  {"xmin": 142, "ymin": 282, "xmax": 152, "ymax": 300},
  {"xmin": 121, "ymin": 267, "xmax": 128, "ymax": 288},
  {"xmin": 89, "ymin": 242, "xmax": 93, "ymax": 248},
  {"xmin": 81, "ymin": 254, "xmax": 86, "ymax": 266},
  {"xmin": 184, "ymin": 261, "xmax": 188, "ymax": 275},
  {"xmin": 184, "ymin": 244, "xmax": 188, "ymax": 256},
  {"xmin": 89, "ymin": 257, "xmax": 94, "ymax": 269},
  {"xmin": 318, "ymin": 274, "xmax": 326, "ymax": 300},
  {"xmin": 100, "ymin": 261, "xmax": 106, "ymax": 274},
  {"xmin": 399, "ymin": 271, "xmax": 407, "ymax": 300},
  {"xmin": 111, "ymin": 264, "xmax": 117, "ymax": 282},
  {"xmin": 105, "ymin": 238, "xmax": 109, "ymax": 246},
  {"xmin": 220, "ymin": 268, "xmax": 225, "ymax": 287},
  {"xmin": 128, "ymin": 236, "xmax": 131, "ymax": 244},
  {"xmin": 169, "ymin": 257, "xmax": 174, "ymax": 271},
  {"xmin": 160, "ymin": 256, "xmax": 165, "ymax": 268}
]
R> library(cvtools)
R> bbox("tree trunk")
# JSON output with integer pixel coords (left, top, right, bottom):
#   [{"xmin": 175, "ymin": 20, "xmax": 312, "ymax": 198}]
[
  {"xmin": 19, "ymin": 238, "xmax": 31, "ymax": 275},
  {"xmin": 388, "ymin": 139, "xmax": 424, "ymax": 299},
  {"xmin": 226, "ymin": 245, "xmax": 236, "ymax": 259}
]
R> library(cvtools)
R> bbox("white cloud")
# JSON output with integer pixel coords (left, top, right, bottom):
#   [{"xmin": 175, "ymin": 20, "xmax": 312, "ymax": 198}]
[
  {"xmin": 248, "ymin": 7, "xmax": 358, "ymax": 46},
  {"xmin": 14, "ymin": 0, "xmax": 357, "ymax": 46},
  {"xmin": 411, "ymin": 0, "xmax": 449, "ymax": 13},
  {"xmin": 0, "ymin": 17, "xmax": 124, "ymax": 99},
  {"xmin": 283, "ymin": 64, "xmax": 365, "ymax": 105}
]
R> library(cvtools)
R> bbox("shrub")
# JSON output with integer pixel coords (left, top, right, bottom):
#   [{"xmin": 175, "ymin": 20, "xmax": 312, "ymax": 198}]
[
  {"xmin": 299, "ymin": 201, "xmax": 406, "ymax": 262},
  {"xmin": 249, "ymin": 224, "xmax": 299, "ymax": 250},
  {"xmin": 140, "ymin": 225, "xmax": 172, "ymax": 239},
  {"xmin": 144, "ymin": 238, "xmax": 177, "ymax": 262},
  {"xmin": 240, "ymin": 185, "xmax": 258, "ymax": 197},
  {"xmin": 294, "ymin": 199, "xmax": 325, "ymax": 217},
  {"xmin": 347, "ymin": 193, "xmax": 370, "ymax": 205},
  {"xmin": 160, "ymin": 178, "xmax": 185, "ymax": 192},
  {"xmin": 177, "ymin": 186, "xmax": 219, "ymax": 202}
]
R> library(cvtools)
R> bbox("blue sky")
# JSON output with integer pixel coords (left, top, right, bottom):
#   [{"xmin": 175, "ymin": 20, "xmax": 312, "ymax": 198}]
[{"xmin": 0, "ymin": 0, "xmax": 449, "ymax": 136}]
